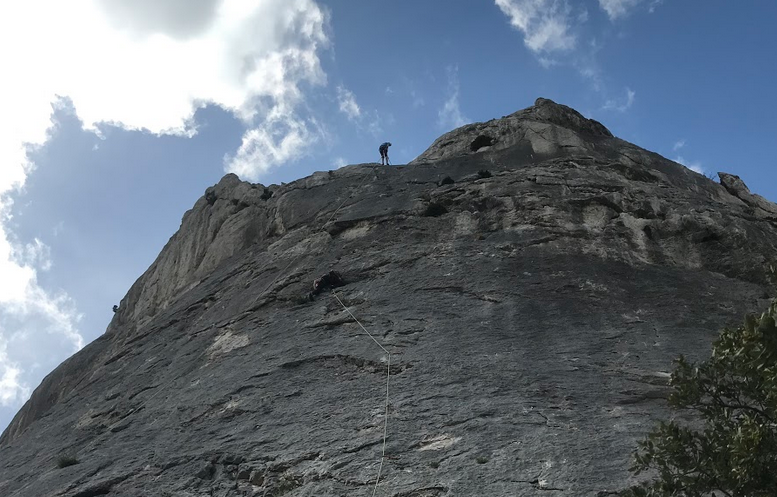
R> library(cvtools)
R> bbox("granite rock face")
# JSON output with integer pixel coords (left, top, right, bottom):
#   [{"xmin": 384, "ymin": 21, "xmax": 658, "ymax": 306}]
[
  {"xmin": 718, "ymin": 172, "xmax": 777, "ymax": 220},
  {"xmin": 410, "ymin": 98, "xmax": 612, "ymax": 165},
  {"xmin": 2, "ymin": 98, "xmax": 777, "ymax": 497}
]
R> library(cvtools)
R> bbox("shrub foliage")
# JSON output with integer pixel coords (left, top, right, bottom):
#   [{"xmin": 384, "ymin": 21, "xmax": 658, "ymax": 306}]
[{"xmin": 624, "ymin": 295, "xmax": 777, "ymax": 496}]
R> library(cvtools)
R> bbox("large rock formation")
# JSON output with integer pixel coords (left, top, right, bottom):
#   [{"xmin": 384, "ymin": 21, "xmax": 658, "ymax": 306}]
[{"xmin": 2, "ymin": 98, "xmax": 777, "ymax": 496}]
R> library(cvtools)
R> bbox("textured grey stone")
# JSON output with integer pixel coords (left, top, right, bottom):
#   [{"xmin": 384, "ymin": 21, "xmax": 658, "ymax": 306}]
[
  {"xmin": 410, "ymin": 98, "xmax": 613, "ymax": 165},
  {"xmin": 2, "ymin": 98, "xmax": 777, "ymax": 496},
  {"xmin": 718, "ymin": 171, "xmax": 777, "ymax": 219}
]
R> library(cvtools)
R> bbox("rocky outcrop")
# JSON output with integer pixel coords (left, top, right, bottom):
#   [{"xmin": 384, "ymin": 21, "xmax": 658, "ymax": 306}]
[
  {"xmin": 410, "ymin": 98, "xmax": 612, "ymax": 165},
  {"xmin": 107, "ymin": 173, "xmax": 278, "ymax": 336},
  {"xmin": 719, "ymin": 172, "xmax": 777, "ymax": 220},
  {"xmin": 2, "ymin": 98, "xmax": 777, "ymax": 496}
]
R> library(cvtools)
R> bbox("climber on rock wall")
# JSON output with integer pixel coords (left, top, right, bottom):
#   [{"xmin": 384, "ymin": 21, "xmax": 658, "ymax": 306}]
[
  {"xmin": 379, "ymin": 142, "xmax": 391, "ymax": 165},
  {"xmin": 308, "ymin": 270, "xmax": 345, "ymax": 301}
]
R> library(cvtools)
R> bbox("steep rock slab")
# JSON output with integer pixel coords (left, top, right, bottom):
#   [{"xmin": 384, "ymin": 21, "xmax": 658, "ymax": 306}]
[
  {"xmin": 719, "ymin": 171, "xmax": 777, "ymax": 220},
  {"xmin": 410, "ymin": 97, "xmax": 612, "ymax": 165},
  {"xmin": 2, "ymin": 99, "xmax": 777, "ymax": 496}
]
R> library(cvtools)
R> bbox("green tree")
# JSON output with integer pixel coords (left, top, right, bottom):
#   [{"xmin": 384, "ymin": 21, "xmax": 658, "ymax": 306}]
[{"xmin": 624, "ymin": 295, "xmax": 777, "ymax": 496}]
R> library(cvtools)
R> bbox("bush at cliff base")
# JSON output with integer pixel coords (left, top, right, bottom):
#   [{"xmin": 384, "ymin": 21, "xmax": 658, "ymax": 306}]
[{"xmin": 624, "ymin": 289, "xmax": 777, "ymax": 496}]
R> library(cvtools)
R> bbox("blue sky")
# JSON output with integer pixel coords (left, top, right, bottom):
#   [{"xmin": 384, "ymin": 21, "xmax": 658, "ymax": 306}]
[{"xmin": 1, "ymin": 0, "xmax": 775, "ymax": 433}]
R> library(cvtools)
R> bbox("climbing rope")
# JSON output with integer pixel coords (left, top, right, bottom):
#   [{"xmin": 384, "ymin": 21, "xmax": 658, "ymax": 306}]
[
  {"xmin": 247, "ymin": 165, "xmax": 376, "ymax": 306},
  {"xmin": 332, "ymin": 292, "xmax": 391, "ymax": 497},
  {"xmin": 101, "ymin": 165, "xmax": 393, "ymax": 493},
  {"xmin": 239, "ymin": 165, "xmax": 393, "ymax": 494}
]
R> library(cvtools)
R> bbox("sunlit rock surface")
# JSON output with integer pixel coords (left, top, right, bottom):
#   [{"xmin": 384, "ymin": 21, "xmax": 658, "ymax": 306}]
[{"xmin": 2, "ymin": 98, "xmax": 776, "ymax": 496}]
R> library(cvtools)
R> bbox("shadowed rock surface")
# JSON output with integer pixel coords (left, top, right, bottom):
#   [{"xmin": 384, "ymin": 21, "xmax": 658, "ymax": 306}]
[{"xmin": 2, "ymin": 98, "xmax": 777, "ymax": 496}]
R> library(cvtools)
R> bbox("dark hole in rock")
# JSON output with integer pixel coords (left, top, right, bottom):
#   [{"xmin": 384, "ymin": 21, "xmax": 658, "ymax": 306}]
[
  {"xmin": 438, "ymin": 176, "xmax": 455, "ymax": 186},
  {"xmin": 260, "ymin": 188, "xmax": 273, "ymax": 200},
  {"xmin": 643, "ymin": 226, "xmax": 654, "ymax": 241},
  {"xmin": 693, "ymin": 229, "xmax": 720, "ymax": 243},
  {"xmin": 249, "ymin": 471, "xmax": 265, "ymax": 486},
  {"xmin": 205, "ymin": 189, "xmax": 217, "ymax": 205},
  {"xmin": 236, "ymin": 200, "xmax": 250, "ymax": 211},
  {"xmin": 72, "ymin": 487, "xmax": 112, "ymax": 497},
  {"xmin": 325, "ymin": 218, "xmax": 360, "ymax": 237},
  {"xmin": 633, "ymin": 206, "xmax": 656, "ymax": 219},
  {"xmin": 609, "ymin": 163, "xmax": 659, "ymax": 183},
  {"xmin": 470, "ymin": 135, "xmax": 494, "ymax": 152},
  {"xmin": 196, "ymin": 462, "xmax": 217, "ymax": 480},
  {"xmin": 423, "ymin": 202, "xmax": 448, "ymax": 217},
  {"xmin": 477, "ymin": 169, "xmax": 492, "ymax": 179}
]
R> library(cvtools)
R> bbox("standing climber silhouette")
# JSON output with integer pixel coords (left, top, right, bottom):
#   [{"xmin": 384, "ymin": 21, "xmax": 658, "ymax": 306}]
[{"xmin": 379, "ymin": 142, "xmax": 391, "ymax": 165}]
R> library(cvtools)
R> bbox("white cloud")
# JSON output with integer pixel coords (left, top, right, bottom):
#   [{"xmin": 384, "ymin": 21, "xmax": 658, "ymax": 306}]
[
  {"xmin": 603, "ymin": 87, "xmax": 636, "ymax": 112},
  {"xmin": 366, "ymin": 112, "xmax": 384, "ymax": 137},
  {"xmin": 0, "ymin": 201, "xmax": 83, "ymax": 407},
  {"xmin": 495, "ymin": 0, "xmax": 577, "ymax": 53},
  {"xmin": 673, "ymin": 139, "xmax": 686, "ymax": 151},
  {"xmin": 97, "ymin": 0, "xmax": 221, "ymax": 40},
  {"xmin": 0, "ymin": 0, "xmax": 330, "ymax": 420},
  {"xmin": 599, "ymin": 0, "xmax": 642, "ymax": 20},
  {"xmin": 333, "ymin": 157, "xmax": 348, "ymax": 168},
  {"xmin": 410, "ymin": 90, "xmax": 425, "ymax": 109},
  {"xmin": 674, "ymin": 156, "xmax": 704, "ymax": 174},
  {"xmin": 496, "ymin": 0, "xmax": 651, "ymax": 117},
  {"xmin": 396, "ymin": 77, "xmax": 425, "ymax": 109},
  {"xmin": 0, "ymin": 107, "xmax": 83, "ymax": 410},
  {"xmin": 11, "ymin": 238, "xmax": 53, "ymax": 272},
  {"xmin": 336, "ymin": 86, "xmax": 361, "ymax": 121},
  {"xmin": 0, "ymin": 360, "xmax": 29, "ymax": 407},
  {"xmin": 437, "ymin": 67, "xmax": 469, "ymax": 130},
  {"xmin": 1, "ymin": 0, "xmax": 330, "ymax": 183},
  {"xmin": 335, "ymin": 85, "xmax": 392, "ymax": 139},
  {"xmin": 648, "ymin": 0, "xmax": 664, "ymax": 13},
  {"xmin": 227, "ymin": 114, "xmax": 326, "ymax": 179},
  {"xmin": 577, "ymin": 64, "xmax": 603, "ymax": 92},
  {"xmin": 52, "ymin": 221, "xmax": 65, "ymax": 238}
]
